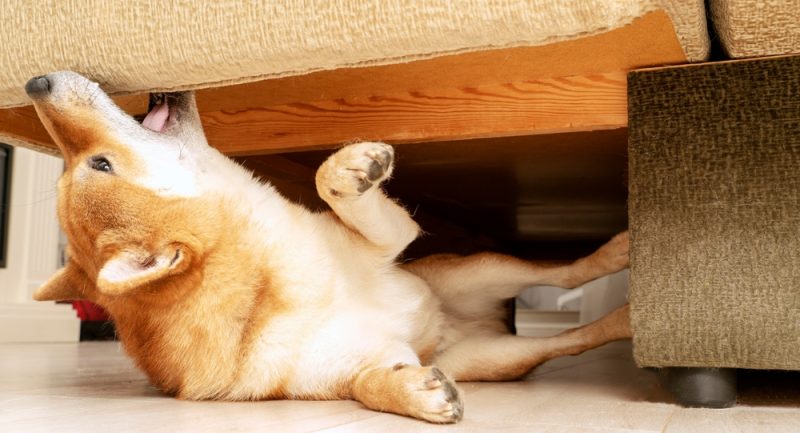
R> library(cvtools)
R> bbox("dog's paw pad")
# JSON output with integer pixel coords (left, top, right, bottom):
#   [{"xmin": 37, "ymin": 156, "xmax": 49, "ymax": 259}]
[
  {"xmin": 317, "ymin": 142, "xmax": 395, "ymax": 198},
  {"xmin": 413, "ymin": 367, "xmax": 463, "ymax": 423},
  {"xmin": 365, "ymin": 147, "xmax": 393, "ymax": 179},
  {"xmin": 346, "ymin": 168, "xmax": 374, "ymax": 193}
]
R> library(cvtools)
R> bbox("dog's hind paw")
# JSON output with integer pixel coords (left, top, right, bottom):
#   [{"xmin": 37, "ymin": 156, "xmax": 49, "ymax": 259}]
[
  {"xmin": 316, "ymin": 142, "xmax": 394, "ymax": 198},
  {"xmin": 593, "ymin": 231, "xmax": 630, "ymax": 273}
]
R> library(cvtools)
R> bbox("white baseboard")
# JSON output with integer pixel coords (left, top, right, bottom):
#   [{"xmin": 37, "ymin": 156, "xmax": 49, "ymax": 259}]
[
  {"xmin": 0, "ymin": 303, "xmax": 80, "ymax": 343},
  {"xmin": 515, "ymin": 309, "xmax": 580, "ymax": 337}
]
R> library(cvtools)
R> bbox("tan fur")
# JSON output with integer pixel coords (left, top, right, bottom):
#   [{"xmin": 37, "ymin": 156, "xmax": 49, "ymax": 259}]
[
  {"xmin": 30, "ymin": 71, "xmax": 632, "ymax": 423},
  {"xmin": 351, "ymin": 365, "xmax": 463, "ymax": 422}
]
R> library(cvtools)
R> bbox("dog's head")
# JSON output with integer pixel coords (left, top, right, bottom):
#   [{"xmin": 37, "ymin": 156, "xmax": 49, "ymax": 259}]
[{"xmin": 27, "ymin": 72, "xmax": 215, "ymax": 303}]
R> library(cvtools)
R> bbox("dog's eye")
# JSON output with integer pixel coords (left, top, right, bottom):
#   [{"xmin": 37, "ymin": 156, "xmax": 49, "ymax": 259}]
[{"xmin": 89, "ymin": 156, "xmax": 113, "ymax": 173}]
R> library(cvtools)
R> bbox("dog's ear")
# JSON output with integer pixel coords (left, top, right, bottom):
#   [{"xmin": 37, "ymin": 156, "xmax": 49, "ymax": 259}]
[
  {"xmin": 34, "ymin": 261, "xmax": 90, "ymax": 301},
  {"xmin": 96, "ymin": 243, "xmax": 190, "ymax": 296}
]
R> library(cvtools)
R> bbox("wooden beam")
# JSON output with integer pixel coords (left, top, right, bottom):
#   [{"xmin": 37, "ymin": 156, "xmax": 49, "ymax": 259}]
[
  {"xmin": 0, "ymin": 71, "xmax": 628, "ymax": 157},
  {"xmin": 0, "ymin": 105, "xmax": 55, "ymax": 156},
  {"xmin": 0, "ymin": 10, "xmax": 684, "ymax": 156},
  {"xmin": 0, "ymin": 93, "xmax": 147, "ymax": 157},
  {"xmin": 207, "ymin": 71, "xmax": 628, "ymax": 155}
]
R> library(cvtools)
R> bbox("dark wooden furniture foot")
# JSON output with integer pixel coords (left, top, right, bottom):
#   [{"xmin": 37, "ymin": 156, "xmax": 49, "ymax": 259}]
[{"xmin": 662, "ymin": 367, "xmax": 737, "ymax": 408}]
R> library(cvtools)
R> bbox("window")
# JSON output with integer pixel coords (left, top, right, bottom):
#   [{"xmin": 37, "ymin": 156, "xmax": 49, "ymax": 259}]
[{"xmin": 0, "ymin": 144, "xmax": 11, "ymax": 268}]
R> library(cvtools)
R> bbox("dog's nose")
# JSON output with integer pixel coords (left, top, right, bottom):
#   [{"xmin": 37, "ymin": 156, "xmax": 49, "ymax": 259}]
[{"xmin": 25, "ymin": 75, "xmax": 51, "ymax": 97}]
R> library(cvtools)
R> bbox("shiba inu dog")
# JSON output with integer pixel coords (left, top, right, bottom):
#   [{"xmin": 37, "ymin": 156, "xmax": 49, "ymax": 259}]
[{"xmin": 28, "ymin": 71, "xmax": 631, "ymax": 423}]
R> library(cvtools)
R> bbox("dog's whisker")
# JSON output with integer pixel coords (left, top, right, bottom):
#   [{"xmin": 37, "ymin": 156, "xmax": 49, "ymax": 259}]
[{"xmin": 90, "ymin": 85, "xmax": 101, "ymax": 106}]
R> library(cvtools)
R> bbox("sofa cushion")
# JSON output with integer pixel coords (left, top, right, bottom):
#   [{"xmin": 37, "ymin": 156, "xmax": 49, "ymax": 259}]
[
  {"xmin": 0, "ymin": 0, "xmax": 707, "ymax": 109},
  {"xmin": 710, "ymin": 0, "xmax": 800, "ymax": 58}
]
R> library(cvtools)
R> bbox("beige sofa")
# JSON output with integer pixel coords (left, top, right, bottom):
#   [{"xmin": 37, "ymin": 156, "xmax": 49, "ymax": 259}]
[
  {"xmin": 0, "ymin": 0, "xmax": 707, "ymax": 155},
  {"xmin": 710, "ymin": 0, "xmax": 800, "ymax": 58}
]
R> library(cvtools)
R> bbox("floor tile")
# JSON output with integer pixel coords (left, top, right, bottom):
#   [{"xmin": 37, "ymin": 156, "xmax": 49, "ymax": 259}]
[{"xmin": 1, "ymin": 340, "xmax": 798, "ymax": 432}]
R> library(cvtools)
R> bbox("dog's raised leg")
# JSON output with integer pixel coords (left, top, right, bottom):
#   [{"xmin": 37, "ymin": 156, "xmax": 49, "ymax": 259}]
[
  {"xmin": 433, "ymin": 304, "xmax": 632, "ymax": 381},
  {"xmin": 404, "ymin": 232, "xmax": 629, "ymax": 318},
  {"xmin": 350, "ymin": 364, "xmax": 464, "ymax": 423},
  {"xmin": 316, "ymin": 142, "xmax": 419, "ymax": 260}
]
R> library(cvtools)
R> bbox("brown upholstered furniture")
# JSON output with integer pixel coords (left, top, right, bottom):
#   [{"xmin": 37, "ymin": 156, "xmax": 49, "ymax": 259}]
[{"xmin": 627, "ymin": 2, "xmax": 800, "ymax": 404}]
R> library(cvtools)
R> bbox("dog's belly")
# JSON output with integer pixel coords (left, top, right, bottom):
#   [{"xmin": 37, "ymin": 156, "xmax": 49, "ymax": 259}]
[
  {"xmin": 286, "ymin": 308, "xmax": 423, "ymax": 398},
  {"xmin": 227, "ymin": 267, "xmax": 443, "ymax": 400}
]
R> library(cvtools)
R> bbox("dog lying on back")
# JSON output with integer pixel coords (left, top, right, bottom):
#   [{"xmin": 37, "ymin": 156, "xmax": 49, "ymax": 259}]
[{"xmin": 28, "ymin": 71, "xmax": 631, "ymax": 423}]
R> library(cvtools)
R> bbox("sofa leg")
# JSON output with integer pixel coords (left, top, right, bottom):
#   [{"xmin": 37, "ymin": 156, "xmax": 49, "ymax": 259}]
[{"xmin": 661, "ymin": 367, "xmax": 737, "ymax": 408}]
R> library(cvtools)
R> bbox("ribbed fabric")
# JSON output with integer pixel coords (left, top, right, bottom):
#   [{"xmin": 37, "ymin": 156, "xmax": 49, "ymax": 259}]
[
  {"xmin": 710, "ymin": 0, "xmax": 800, "ymax": 58},
  {"xmin": 628, "ymin": 56, "xmax": 800, "ymax": 370},
  {"xmin": 0, "ymin": 0, "xmax": 707, "ymax": 108}
]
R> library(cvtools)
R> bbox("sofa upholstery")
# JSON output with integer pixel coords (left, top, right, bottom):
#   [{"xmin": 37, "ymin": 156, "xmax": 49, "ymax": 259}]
[
  {"xmin": 0, "ymin": 0, "xmax": 708, "ymax": 109},
  {"xmin": 627, "ymin": 55, "xmax": 800, "ymax": 371},
  {"xmin": 710, "ymin": 0, "xmax": 800, "ymax": 58}
]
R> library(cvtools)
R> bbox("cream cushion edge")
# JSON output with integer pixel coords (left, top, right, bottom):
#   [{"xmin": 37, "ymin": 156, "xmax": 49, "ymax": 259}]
[
  {"xmin": 710, "ymin": 0, "xmax": 800, "ymax": 58},
  {"xmin": 0, "ymin": 0, "xmax": 708, "ymax": 109}
]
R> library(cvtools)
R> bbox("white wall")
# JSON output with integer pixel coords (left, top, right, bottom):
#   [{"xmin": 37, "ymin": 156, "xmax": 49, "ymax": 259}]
[{"xmin": 0, "ymin": 147, "xmax": 78, "ymax": 343}]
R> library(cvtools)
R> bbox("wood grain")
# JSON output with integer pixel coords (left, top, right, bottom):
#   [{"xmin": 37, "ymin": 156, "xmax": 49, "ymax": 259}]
[
  {"xmin": 0, "ymin": 71, "xmax": 627, "ymax": 157},
  {"xmin": 207, "ymin": 72, "xmax": 627, "ymax": 155}
]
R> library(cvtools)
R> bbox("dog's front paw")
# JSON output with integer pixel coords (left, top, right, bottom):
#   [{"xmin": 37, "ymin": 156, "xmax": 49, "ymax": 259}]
[
  {"xmin": 316, "ymin": 142, "xmax": 394, "ymax": 198},
  {"xmin": 354, "ymin": 364, "xmax": 464, "ymax": 424},
  {"xmin": 410, "ymin": 367, "xmax": 464, "ymax": 424}
]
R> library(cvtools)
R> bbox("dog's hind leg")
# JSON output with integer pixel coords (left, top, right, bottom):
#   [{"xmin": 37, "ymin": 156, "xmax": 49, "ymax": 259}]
[
  {"xmin": 403, "ymin": 232, "xmax": 629, "ymax": 319},
  {"xmin": 316, "ymin": 142, "xmax": 419, "ymax": 260},
  {"xmin": 433, "ymin": 305, "xmax": 632, "ymax": 381}
]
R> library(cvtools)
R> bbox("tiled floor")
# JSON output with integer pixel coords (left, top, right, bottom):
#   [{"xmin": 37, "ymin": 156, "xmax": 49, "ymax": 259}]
[{"xmin": 1, "ymin": 341, "xmax": 798, "ymax": 432}]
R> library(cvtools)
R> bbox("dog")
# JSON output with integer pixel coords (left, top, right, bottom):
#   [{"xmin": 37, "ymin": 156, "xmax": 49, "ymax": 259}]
[{"xmin": 28, "ymin": 71, "xmax": 631, "ymax": 424}]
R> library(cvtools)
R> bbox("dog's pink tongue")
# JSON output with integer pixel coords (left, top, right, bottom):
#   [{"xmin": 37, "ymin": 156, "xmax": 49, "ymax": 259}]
[{"xmin": 141, "ymin": 101, "xmax": 169, "ymax": 132}]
